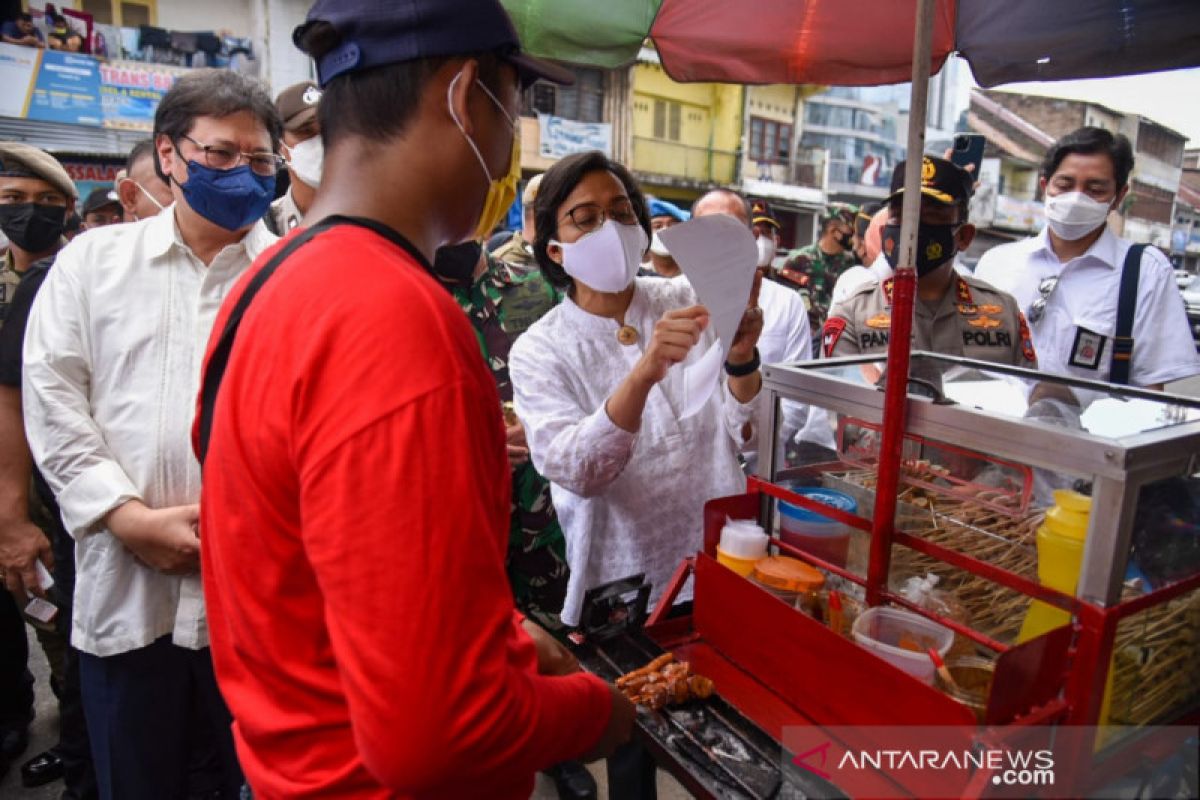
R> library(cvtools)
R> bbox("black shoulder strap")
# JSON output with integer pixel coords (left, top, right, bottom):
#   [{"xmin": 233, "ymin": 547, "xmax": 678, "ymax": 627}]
[
  {"xmin": 1110, "ymin": 243, "xmax": 1146, "ymax": 386},
  {"xmin": 197, "ymin": 220, "xmax": 340, "ymax": 466}
]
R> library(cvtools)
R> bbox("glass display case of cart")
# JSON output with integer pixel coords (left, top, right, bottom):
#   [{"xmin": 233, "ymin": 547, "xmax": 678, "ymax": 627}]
[{"xmin": 756, "ymin": 352, "xmax": 1200, "ymax": 735}]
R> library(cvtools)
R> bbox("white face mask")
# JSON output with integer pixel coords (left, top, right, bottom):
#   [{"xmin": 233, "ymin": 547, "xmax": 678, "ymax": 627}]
[
  {"xmin": 284, "ymin": 136, "xmax": 324, "ymax": 188},
  {"xmin": 552, "ymin": 219, "xmax": 648, "ymax": 293},
  {"xmin": 1044, "ymin": 191, "xmax": 1112, "ymax": 241},
  {"xmin": 755, "ymin": 234, "xmax": 776, "ymax": 268},
  {"xmin": 649, "ymin": 231, "xmax": 671, "ymax": 257}
]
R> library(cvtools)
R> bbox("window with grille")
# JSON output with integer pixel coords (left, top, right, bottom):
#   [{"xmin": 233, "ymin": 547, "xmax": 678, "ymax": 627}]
[
  {"xmin": 750, "ymin": 117, "xmax": 793, "ymax": 164},
  {"xmin": 522, "ymin": 67, "xmax": 605, "ymax": 122}
]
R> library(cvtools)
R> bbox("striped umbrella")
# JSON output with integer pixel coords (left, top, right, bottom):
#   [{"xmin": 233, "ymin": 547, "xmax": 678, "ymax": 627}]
[{"xmin": 502, "ymin": 0, "xmax": 1200, "ymax": 87}]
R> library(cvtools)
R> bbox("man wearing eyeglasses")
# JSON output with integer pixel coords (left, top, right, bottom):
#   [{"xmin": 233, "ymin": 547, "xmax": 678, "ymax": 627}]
[
  {"xmin": 976, "ymin": 127, "xmax": 1200, "ymax": 389},
  {"xmin": 825, "ymin": 157, "xmax": 1036, "ymax": 372},
  {"xmin": 21, "ymin": 70, "xmax": 281, "ymax": 800}
]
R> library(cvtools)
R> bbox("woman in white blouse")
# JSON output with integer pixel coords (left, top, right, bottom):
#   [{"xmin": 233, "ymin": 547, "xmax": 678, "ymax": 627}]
[{"xmin": 508, "ymin": 151, "xmax": 764, "ymax": 629}]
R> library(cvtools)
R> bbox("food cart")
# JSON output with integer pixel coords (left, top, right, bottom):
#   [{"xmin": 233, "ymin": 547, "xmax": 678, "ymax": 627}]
[{"xmin": 577, "ymin": 354, "xmax": 1200, "ymax": 797}]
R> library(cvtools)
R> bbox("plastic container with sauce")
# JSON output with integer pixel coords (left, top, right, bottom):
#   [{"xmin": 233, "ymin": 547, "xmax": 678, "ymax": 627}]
[
  {"xmin": 717, "ymin": 519, "xmax": 769, "ymax": 577},
  {"xmin": 852, "ymin": 606, "xmax": 954, "ymax": 684},
  {"xmin": 935, "ymin": 655, "xmax": 995, "ymax": 723},
  {"xmin": 778, "ymin": 488, "xmax": 856, "ymax": 568},
  {"xmin": 751, "ymin": 556, "xmax": 825, "ymax": 618}
]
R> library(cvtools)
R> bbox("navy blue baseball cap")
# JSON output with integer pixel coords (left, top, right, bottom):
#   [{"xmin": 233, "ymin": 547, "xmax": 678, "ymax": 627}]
[{"xmin": 296, "ymin": 0, "xmax": 575, "ymax": 89}]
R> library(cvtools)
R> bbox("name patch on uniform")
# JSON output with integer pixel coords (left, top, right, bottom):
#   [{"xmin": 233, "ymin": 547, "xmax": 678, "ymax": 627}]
[
  {"xmin": 1069, "ymin": 326, "xmax": 1106, "ymax": 370},
  {"xmin": 865, "ymin": 313, "xmax": 891, "ymax": 329},
  {"xmin": 823, "ymin": 317, "xmax": 846, "ymax": 358},
  {"xmin": 859, "ymin": 331, "xmax": 890, "ymax": 349},
  {"xmin": 962, "ymin": 330, "xmax": 1012, "ymax": 348},
  {"xmin": 967, "ymin": 316, "xmax": 1001, "ymax": 329}
]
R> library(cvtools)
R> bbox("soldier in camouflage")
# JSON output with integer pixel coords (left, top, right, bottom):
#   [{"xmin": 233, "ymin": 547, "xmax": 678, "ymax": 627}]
[
  {"xmin": 489, "ymin": 174, "xmax": 541, "ymax": 276},
  {"xmin": 431, "ymin": 239, "xmax": 569, "ymax": 625},
  {"xmin": 776, "ymin": 203, "xmax": 858, "ymax": 332}
]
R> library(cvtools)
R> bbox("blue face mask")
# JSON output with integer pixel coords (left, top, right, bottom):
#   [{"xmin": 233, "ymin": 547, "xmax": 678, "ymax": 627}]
[{"xmin": 178, "ymin": 160, "xmax": 275, "ymax": 231}]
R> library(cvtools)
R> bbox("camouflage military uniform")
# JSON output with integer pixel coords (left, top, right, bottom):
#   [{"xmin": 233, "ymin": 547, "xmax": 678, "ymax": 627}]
[
  {"xmin": 1, "ymin": 251, "xmax": 29, "ymax": 328},
  {"xmin": 489, "ymin": 230, "xmax": 538, "ymax": 277},
  {"xmin": 777, "ymin": 243, "xmax": 857, "ymax": 328},
  {"xmin": 823, "ymin": 273, "xmax": 1037, "ymax": 369},
  {"xmin": 447, "ymin": 253, "xmax": 569, "ymax": 621}
]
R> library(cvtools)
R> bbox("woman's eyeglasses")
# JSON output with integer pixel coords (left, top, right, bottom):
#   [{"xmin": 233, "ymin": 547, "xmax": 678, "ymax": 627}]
[
  {"xmin": 561, "ymin": 198, "xmax": 638, "ymax": 234},
  {"xmin": 1027, "ymin": 276, "xmax": 1059, "ymax": 324}
]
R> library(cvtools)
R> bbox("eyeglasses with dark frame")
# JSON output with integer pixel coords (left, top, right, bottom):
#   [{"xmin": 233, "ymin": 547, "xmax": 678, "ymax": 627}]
[
  {"xmin": 1027, "ymin": 276, "xmax": 1059, "ymax": 324},
  {"xmin": 561, "ymin": 198, "xmax": 639, "ymax": 235},
  {"xmin": 177, "ymin": 134, "xmax": 284, "ymax": 177}
]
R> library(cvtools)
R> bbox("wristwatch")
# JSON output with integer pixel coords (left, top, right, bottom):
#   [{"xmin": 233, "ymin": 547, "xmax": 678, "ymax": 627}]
[{"xmin": 724, "ymin": 347, "xmax": 761, "ymax": 377}]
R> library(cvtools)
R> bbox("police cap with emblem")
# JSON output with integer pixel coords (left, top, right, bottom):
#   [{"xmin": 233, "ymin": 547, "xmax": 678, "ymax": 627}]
[
  {"xmin": 274, "ymin": 81, "xmax": 323, "ymax": 133},
  {"xmin": 751, "ymin": 199, "xmax": 780, "ymax": 230},
  {"xmin": 0, "ymin": 142, "xmax": 78, "ymax": 200},
  {"xmin": 886, "ymin": 155, "xmax": 973, "ymax": 206}
]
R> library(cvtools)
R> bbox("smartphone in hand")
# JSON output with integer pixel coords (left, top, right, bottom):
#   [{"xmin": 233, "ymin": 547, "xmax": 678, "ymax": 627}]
[{"xmin": 951, "ymin": 133, "xmax": 985, "ymax": 176}]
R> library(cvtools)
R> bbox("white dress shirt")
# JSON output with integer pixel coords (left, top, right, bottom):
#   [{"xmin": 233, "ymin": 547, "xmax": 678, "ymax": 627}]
[
  {"xmin": 23, "ymin": 208, "xmax": 276, "ymax": 657},
  {"xmin": 975, "ymin": 226, "xmax": 1199, "ymax": 387},
  {"xmin": 832, "ymin": 254, "xmax": 894, "ymax": 306},
  {"xmin": 509, "ymin": 277, "xmax": 758, "ymax": 626}
]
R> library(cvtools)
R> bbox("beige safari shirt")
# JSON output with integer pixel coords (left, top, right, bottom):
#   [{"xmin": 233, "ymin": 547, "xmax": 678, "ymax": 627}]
[{"xmin": 823, "ymin": 272, "xmax": 1037, "ymax": 369}]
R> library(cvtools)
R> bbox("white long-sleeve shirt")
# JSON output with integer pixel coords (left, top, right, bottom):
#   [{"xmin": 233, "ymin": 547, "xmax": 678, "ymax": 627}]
[
  {"xmin": 509, "ymin": 277, "xmax": 759, "ymax": 626},
  {"xmin": 23, "ymin": 207, "xmax": 276, "ymax": 657}
]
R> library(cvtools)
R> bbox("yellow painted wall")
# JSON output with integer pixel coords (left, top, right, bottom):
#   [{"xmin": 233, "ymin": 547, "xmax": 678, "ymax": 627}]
[
  {"xmin": 747, "ymin": 85, "xmax": 797, "ymax": 124},
  {"xmin": 631, "ymin": 61, "xmax": 742, "ymax": 187}
]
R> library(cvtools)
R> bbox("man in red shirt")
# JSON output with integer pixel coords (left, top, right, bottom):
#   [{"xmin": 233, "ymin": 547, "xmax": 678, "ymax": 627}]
[{"xmin": 193, "ymin": 1, "xmax": 633, "ymax": 798}]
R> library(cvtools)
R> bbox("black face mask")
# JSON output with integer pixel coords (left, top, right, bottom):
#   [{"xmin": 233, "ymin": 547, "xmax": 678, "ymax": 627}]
[
  {"xmin": 0, "ymin": 203, "xmax": 67, "ymax": 254},
  {"xmin": 882, "ymin": 222, "xmax": 959, "ymax": 277},
  {"xmin": 834, "ymin": 230, "xmax": 853, "ymax": 250},
  {"xmin": 432, "ymin": 240, "xmax": 483, "ymax": 284}
]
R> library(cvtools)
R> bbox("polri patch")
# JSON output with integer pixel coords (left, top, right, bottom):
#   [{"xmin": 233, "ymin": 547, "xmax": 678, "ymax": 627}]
[{"xmin": 1069, "ymin": 326, "xmax": 1106, "ymax": 370}]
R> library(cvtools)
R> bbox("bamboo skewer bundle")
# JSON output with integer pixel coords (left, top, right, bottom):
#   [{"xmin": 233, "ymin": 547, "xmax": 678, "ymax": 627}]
[
  {"xmin": 1108, "ymin": 591, "xmax": 1200, "ymax": 726},
  {"xmin": 833, "ymin": 468, "xmax": 1200, "ymax": 725},
  {"xmin": 835, "ymin": 469, "xmax": 1041, "ymax": 643}
]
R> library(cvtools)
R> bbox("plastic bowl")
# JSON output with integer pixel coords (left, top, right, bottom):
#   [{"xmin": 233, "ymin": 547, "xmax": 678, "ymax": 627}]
[
  {"xmin": 778, "ymin": 487, "xmax": 856, "ymax": 567},
  {"xmin": 852, "ymin": 606, "xmax": 954, "ymax": 684}
]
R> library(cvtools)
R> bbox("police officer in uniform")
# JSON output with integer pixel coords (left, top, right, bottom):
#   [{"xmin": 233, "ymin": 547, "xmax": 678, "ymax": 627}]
[
  {"xmin": 266, "ymin": 81, "xmax": 323, "ymax": 235},
  {"xmin": 824, "ymin": 156, "xmax": 1036, "ymax": 371}
]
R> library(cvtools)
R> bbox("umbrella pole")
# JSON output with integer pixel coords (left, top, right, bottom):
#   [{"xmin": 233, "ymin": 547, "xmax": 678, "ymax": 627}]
[{"xmin": 865, "ymin": 0, "xmax": 937, "ymax": 606}]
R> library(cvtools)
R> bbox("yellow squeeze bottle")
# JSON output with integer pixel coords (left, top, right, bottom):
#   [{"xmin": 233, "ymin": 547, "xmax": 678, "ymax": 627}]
[{"xmin": 1018, "ymin": 490, "xmax": 1116, "ymax": 736}]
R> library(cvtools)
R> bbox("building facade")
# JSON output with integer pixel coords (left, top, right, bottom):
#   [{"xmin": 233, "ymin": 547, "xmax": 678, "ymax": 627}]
[
  {"xmin": 740, "ymin": 83, "xmax": 825, "ymax": 250},
  {"xmin": 0, "ymin": 0, "xmax": 314, "ymax": 198},
  {"xmin": 628, "ymin": 49, "xmax": 742, "ymax": 209},
  {"xmin": 973, "ymin": 89, "xmax": 1186, "ymax": 252}
]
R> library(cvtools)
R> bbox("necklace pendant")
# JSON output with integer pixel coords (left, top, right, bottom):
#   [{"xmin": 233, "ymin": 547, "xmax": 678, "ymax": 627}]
[{"xmin": 616, "ymin": 325, "xmax": 639, "ymax": 346}]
